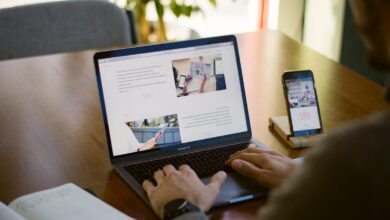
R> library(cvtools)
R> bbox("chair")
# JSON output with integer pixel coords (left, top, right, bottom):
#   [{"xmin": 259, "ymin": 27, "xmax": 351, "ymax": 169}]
[{"xmin": 0, "ymin": 0, "xmax": 133, "ymax": 60}]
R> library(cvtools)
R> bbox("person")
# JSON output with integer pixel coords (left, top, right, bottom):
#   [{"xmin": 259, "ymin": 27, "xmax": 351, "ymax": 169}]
[
  {"xmin": 141, "ymin": 119, "xmax": 149, "ymax": 127},
  {"xmin": 142, "ymin": 0, "xmax": 390, "ymax": 219}
]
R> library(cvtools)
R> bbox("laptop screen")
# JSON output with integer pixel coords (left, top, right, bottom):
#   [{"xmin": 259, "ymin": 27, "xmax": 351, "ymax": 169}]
[{"xmin": 95, "ymin": 36, "xmax": 251, "ymax": 158}]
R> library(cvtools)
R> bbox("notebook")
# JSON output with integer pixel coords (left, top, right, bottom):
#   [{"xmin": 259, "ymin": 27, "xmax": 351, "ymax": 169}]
[
  {"xmin": 0, "ymin": 183, "xmax": 133, "ymax": 220},
  {"xmin": 93, "ymin": 35, "xmax": 268, "ymax": 209}
]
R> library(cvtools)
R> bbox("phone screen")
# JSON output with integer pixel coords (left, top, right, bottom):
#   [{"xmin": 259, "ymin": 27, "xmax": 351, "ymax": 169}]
[
  {"xmin": 178, "ymin": 75, "xmax": 186, "ymax": 89},
  {"xmin": 283, "ymin": 70, "xmax": 322, "ymax": 136}
]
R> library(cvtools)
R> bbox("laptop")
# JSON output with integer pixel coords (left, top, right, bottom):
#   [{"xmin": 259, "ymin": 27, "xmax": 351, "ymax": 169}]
[{"xmin": 93, "ymin": 35, "xmax": 268, "ymax": 209}]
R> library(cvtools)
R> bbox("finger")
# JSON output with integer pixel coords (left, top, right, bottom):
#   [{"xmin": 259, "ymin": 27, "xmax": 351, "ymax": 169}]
[
  {"xmin": 163, "ymin": 164, "xmax": 176, "ymax": 176},
  {"xmin": 179, "ymin": 164, "xmax": 196, "ymax": 175},
  {"xmin": 228, "ymin": 145, "xmax": 271, "ymax": 159},
  {"xmin": 228, "ymin": 146, "xmax": 253, "ymax": 158},
  {"xmin": 240, "ymin": 146, "xmax": 280, "ymax": 156},
  {"xmin": 154, "ymin": 169, "xmax": 165, "ymax": 183},
  {"xmin": 231, "ymin": 159, "xmax": 264, "ymax": 182},
  {"xmin": 142, "ymin": 180, "xmax": 155, "ymax": 196},
  {"xmin": 226, "ymin": 152, "xmax": 270, "ymax": 167},
  {"xmin": 207, "ymin": 171, "xmax": 227, "ymax": 191}
]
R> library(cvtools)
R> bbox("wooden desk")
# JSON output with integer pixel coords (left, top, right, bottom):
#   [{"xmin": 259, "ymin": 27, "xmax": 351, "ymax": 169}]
[{"xmin": 0, "ymin": 30, "xmax": 388, "ymax": 219}]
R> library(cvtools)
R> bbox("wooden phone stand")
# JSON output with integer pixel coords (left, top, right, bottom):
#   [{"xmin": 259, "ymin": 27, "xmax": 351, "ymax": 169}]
[{"xmin": 269, "ymin": 116, "xmax": 323, "ymax": 148}]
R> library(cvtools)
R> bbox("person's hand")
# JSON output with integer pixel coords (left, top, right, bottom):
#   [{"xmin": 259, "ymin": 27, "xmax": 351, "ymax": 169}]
[
  {"xmin": 181, "ymin": 81, "xmax": 188, "ymax": 94},
  {"xmin": 138, "ymin": 138, "xmax": 156, "ymax": 151},
  {"xmin": 178, "ymin": 76, "xmax": 190, "ymax": 96},
  {"xmin": 185, "ymin": 75, "xmax": 193, "ymax": 82},
  {"xmin": 225, "ymin": 145, "xmax": 296, "ymax": 188},
  {"xmin": 142, "ymin": 164, "xmax": 227, "ymax": 218}
]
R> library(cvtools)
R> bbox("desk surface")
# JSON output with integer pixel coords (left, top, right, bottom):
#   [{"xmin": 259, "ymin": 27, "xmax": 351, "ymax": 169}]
[{"xmin": 0, "ymin": 30, "xmax": 388, "ymax": 219}]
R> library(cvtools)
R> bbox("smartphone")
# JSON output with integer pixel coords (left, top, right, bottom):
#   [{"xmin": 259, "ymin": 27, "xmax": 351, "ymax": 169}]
[
  {"xmin": 282, "ymin": 70, "xmax": 323, "ymax": 137},
  {"xmin": 178, "ymin": 75, "xmax": 186, "ymax": 89}
]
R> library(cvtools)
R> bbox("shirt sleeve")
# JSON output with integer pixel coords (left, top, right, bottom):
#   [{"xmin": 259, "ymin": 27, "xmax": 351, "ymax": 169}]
[
  {"xmin": 173, "ymin": 211, "xmax": 209, "ymax": 220},
  {"xmin": 259, "ymin": 113, "xmax": 390, "ymax": 220}
]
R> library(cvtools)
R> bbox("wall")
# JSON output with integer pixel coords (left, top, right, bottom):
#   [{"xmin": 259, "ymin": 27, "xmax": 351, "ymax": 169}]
[
  {"xmin": 277, "ymin": 0, "xmax": 305, "ymax": 41},
  {"xmin": 340, "ymin": 1, "xmax": 387, "ymax": 85},
  {"xmin": 303, "ymin": 0, "xmax": 346, "ymax": 61},
  {"xmin": 274, "ymin": 0, "xmax": 346, "ymax": 62}
]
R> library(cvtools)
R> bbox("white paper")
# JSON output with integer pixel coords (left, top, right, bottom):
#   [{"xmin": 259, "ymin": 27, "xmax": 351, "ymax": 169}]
[
  {"xmin": 9, "ymin": 183, "xmax": 134, "ymax": 220},
  {"xmin": 0, "ymin": 202, "xmax": 26, "ymax": 220}
]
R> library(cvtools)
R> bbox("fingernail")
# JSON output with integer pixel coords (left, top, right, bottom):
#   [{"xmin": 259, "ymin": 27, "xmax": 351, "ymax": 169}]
[{"xmin": 232, "ymin": 160, "xmax": 241, "ymax": 169}]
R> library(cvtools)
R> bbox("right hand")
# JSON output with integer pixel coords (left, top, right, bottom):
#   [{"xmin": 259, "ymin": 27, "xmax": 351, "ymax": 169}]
[{"xmin": 225, "ymin": 145, "xmax": 296, "ymax": 188}]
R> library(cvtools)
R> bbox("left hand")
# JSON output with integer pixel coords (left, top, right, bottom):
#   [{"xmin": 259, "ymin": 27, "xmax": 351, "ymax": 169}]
[{"xmin": 142, "ymin": 164, "xmax": 227, "ymax": 218}]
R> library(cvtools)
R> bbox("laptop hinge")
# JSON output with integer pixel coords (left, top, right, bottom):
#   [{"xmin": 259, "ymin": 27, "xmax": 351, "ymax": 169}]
[{"xmin": 112, "ymin": 138, "xmax": 252, "ymax": 167}]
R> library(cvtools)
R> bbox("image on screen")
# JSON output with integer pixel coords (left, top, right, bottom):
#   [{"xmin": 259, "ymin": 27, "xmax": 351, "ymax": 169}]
[
  {"xmin": 125, "ymin": 114, "xmax": 181, "ymax": 152},
  {"xmin": 172, "ymin": 54, "xmax": 227, "ymax": 97}
]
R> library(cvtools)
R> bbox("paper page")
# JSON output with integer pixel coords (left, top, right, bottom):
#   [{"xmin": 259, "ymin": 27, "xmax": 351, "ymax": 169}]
[
  {"xmin": 0, "ymin": 202, "xmax": 26, "ymax": 220},
  {"xmin": 9, "ymin": 183, "xmax": 134, "ymax": 220}
]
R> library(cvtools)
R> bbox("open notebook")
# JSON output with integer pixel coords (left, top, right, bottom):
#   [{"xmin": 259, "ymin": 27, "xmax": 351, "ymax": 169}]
[{"xmin": 0, "ymin": 183, "xmax": 134, "ymax": 220}]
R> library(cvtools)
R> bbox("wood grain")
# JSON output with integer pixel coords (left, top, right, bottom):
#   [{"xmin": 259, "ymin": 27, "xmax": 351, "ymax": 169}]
[{"xmin": 0, "ymin": 30, "xmax": 388, "ymax": 219}]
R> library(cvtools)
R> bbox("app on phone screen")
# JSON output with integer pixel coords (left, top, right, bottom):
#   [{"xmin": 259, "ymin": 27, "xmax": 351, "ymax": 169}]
[{"xmin": 285, "ymin": 78, "xmax": 321, "ymax": 132}]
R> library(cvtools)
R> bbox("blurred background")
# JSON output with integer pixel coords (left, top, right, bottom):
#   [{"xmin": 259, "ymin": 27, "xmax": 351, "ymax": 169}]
[{"xmin": 0, "ymin": 0, "xmax": 385, "ymax": 84}]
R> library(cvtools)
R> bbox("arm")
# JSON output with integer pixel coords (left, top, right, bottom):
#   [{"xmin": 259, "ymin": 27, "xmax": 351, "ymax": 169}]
[
  {"xmin": 143, "ymin": 145, "xmax": 296, "ymax": 219},
  {"xmin": 258, "ymin": 114, "xmax": 390, "ymax": 220},
  {"xmin": 143, "ymin": 144, "xmax": 297, "ymax": 219},
  {"xmin": 258, "ymin": 138, "xmax": 351, "ymax": 220},
  {"xmin": 199, "ymin": 74, "xmax": 206, "ymax": 93},
  {"xmin": 137, "ymin": 138, "xmax": 156, "ymax": 151}
]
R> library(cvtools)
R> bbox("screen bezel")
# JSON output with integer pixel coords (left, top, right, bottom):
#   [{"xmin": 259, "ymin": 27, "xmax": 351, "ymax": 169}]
[
  {"xmin": 93, "ymin": 35, "xmax": 252, "ymax": 163},
  {"xmin": 282, "ymin": 70, "xmax": 323, "ymax": 137}
]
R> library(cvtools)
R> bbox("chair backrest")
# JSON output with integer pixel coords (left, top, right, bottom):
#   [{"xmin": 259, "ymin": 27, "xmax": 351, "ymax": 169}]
[{"xmin": 0, "ymin": 0, "xmax": 132, "ymax": 60}]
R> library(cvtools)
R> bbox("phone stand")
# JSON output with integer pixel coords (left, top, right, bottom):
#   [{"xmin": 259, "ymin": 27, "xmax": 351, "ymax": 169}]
[{"xmin": 269, "ymin": 116, "xmax": 323, "ymax": 148}]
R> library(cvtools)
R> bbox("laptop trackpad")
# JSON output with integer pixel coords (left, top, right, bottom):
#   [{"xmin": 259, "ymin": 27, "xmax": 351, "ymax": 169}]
[{"xmin": 201, "ymin": 172, "xmax": 268, "ymax": 207}]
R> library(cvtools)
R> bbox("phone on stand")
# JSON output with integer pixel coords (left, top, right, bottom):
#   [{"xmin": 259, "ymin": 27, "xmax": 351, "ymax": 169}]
[{"xmin": 282, "ymin": 70, "xmax": 323, "ymax": 137}]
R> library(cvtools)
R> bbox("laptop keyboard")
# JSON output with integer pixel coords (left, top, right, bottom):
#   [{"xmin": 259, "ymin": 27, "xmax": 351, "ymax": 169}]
[{"xmin": 124, "ymin": 142, "xmax": 249, "ymax": 185}]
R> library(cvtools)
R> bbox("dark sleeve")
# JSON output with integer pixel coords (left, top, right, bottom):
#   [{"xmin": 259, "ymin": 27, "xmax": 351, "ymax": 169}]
[
  {"xmin": 259, "ymin": 113, "xmax": 390, "ymax": 220},
  {"xmin": 173, "ymin": 211, "xmax": 209, "ymax": 220}
]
